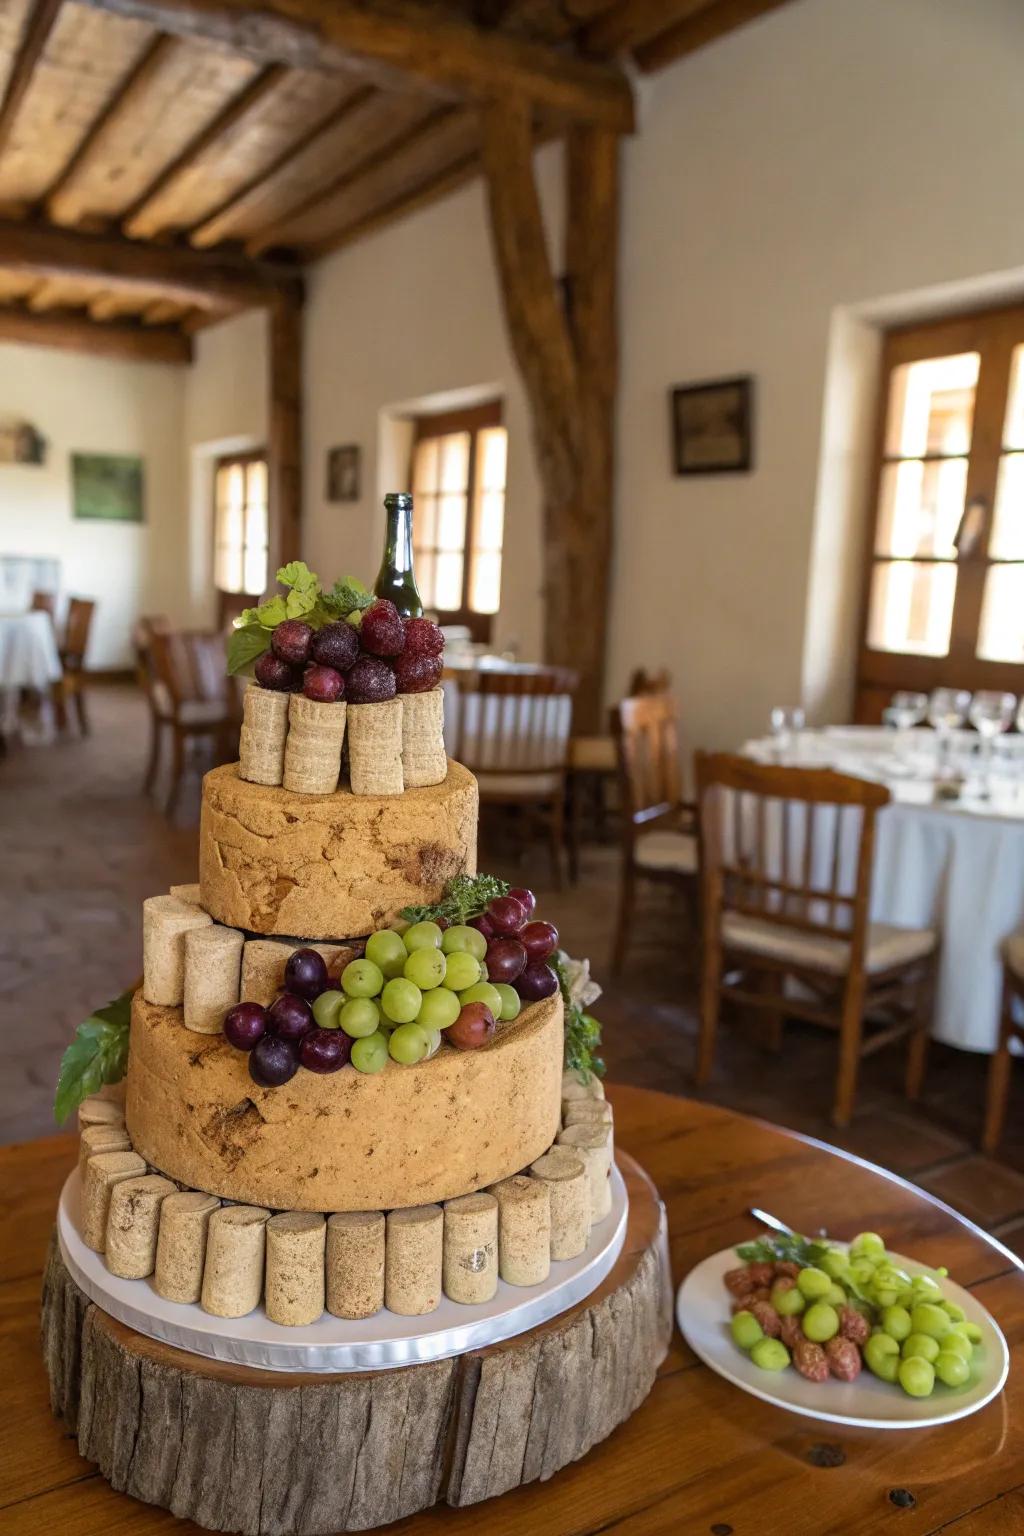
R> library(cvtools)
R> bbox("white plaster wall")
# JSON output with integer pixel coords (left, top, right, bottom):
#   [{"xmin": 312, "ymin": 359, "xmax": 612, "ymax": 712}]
[{"xmin": 0, "ymin": 342, "xmax": 185, "ymax": 668}]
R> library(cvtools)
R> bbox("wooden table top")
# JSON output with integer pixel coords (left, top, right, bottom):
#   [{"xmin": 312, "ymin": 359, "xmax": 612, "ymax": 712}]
[{"xmin": 4, "ymin": 1086, "xmax": 1022, "ymax": 1535}]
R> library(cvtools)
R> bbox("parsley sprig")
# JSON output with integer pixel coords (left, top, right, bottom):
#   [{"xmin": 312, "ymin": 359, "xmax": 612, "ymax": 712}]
[
  {"xmin": 736, "ymin": 1233, "xmax": 832, "ymax": 1267},
  {"xmin": 401, "ymin": 872, "xmax": 510, "ymax": 927}
]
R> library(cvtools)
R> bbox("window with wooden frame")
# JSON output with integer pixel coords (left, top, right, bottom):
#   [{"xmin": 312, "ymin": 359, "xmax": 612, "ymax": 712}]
[
  {"xmin": 409, "ymin": 401, "xmax": 507, "ymax": 643},
  {"xmin": 213, "ymin": 451, "xmax": 269, "ymax": 616},
  {"xmin": 855, "ymin": 305, "xmax": 1024, "ymax": 722}
]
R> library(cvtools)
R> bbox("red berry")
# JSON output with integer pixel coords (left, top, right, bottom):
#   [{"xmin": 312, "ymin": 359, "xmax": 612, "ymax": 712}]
[
  {"xmin": 360, "ymin": 600, "xmax": 406, "ymax": 657},
  {"xmin": 448, "ymin": 1002, "xmax": 496, "ymax": 1051},
  {"xmin": 311, "ymin": 621, "xmax": 360, "ymax": 672},
  {"xmin": 403, "ymin": 617, "xmax": 444, "ymax": 658},
  {"xmin": 255, "ymin": 652, "xmax": 300, "ymax": 691},
  {"xmin": 520, "ymin": 920, "xmax": 558, "ymax": 961},
  {"xmin": 394, "ymin": 652, "xmax": 442, "ymax": 694},
  {"xmin": 303, "ymin": 664, "xmax": 345, "ymax": 703},
  {"xmin": 271, "ymin": 619, "xmax": 314, "ymax": 665},
  {"xmin": 487, "ymin": 895, "xmax": 527, "ymax": 935},
  {"xmin": 346, "ymin": 656, "xmax": 397, "ymax": 703}
]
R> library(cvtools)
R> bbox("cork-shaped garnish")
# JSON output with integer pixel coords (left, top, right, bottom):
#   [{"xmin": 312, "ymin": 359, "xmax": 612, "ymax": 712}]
[
  {"xmin": 529, "ymin": 1146, "xmax": 589, "ymax": 1260},
  {"xmin": 442, "ymin": 1192, "xmax": 498, "ymax": 1305},
  {"xmin": 201, "ymin": 1205, "xmax": 271, "ymax": 1318},
  {"xmin": 347, "ymin": 699, "xmax": 404, "ymax": 796},
  {"xmin": 385, "ymin": 1204, "xmax": 443, "ymax": 1316},
  {"xmin": 265, "ymin": 1212, "xmax": 326, "ymax": 1326},
  {"xmin": 283, "ymin": 694, "xmax": 347, "ymax": 796},
  {"xmin": 326, "ymin": 1211, "xmax": 385, "ymax": 1320},
  {"xmin": 154, "ymin": 1191, "xmax": 219, "ymax": 1304},
  {"xmin": 105, "ymin": 1174, "xmax": 177, "ymax": 1280},
  {"xmin": 142, "ymin": 895, "xmax": 213, "ymax": 1007},
  {"xmin": 490, "ymin": 1174, "xmax": 551, "ymax": 1287},
  {"xmin": 183, "ymin": 924, "xmax": 244, "ymax": 1033},
  {"xmin": 400, "ymin": 688, "xmax": 447, "ymax": 789},
  {"xmin": 239, "ymin": 682, "xmax": 290, "ymax": 787},
  {"xmin": 557, "ymin": 1122, "xmax": 613, "ymax": 1223},
  {"xmin": 82, "ymin": 1150, "xmax": 148, "ymax": 1252},
  {"xmin": 78, "ymin": 1122, "xmax": 131, "ymax": 1178}
]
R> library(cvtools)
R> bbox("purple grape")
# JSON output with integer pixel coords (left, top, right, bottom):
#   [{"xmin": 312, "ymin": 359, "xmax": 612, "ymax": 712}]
[
  {"xmin": 311, "ymin": 621, "xmax": 360, "ymax": 672},
  {"xmin": 514, "ymin": 961, "xmax": 558, "ymax": 1002},
  {"xmin": 403, "ymin": 617, "xmax": 444, "ymax": 659},
  {"xmin": 255, "ymin": 652, "xmax": 300, "ymax": 691},
  {"xmin": 394, "ymin": 652, "xmax": 442, "ymax": 694},
  {"xmin": 267, "ymin": 991, "xmax": 313, "ymax": 1041},
  {"xmin": 488, "ymin": 895, "xmax": 527, "ymax": 936},
  {"xmin": 271, "ymin": 619, "xmax": 314, "ymax": 665},
  {"xmin": 284, "ymin": 947, "xmax": 329, "ymax": 1000},
  {"xmin": 299, "ymin": 1027, "xmax": 351, "ymax": 1074},
  {"xmin": 485, "ymin": 938, "xmax": 527, "ymax": 984},
  {"xmin": 249, "ymin": 1034, "xmax": 299, "ymax": 1087},
  {"xmin": 360, "ymin": 600, "xmax": 406, "ymax": 657},
  {"xmin": 302, "ymin": 664, "xmax": 344, "ymax": 703},
  {"xmin": 346, "ymin": 656, "xmax": 397, "ymax": 703},
  {"xmin": 223, "ymin": 1001, "xmax": 267, "ymax": 1051}
]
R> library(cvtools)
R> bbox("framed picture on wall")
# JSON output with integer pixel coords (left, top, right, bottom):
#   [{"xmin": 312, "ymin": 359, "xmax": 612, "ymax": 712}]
[
  {"xmin": 670, "ymin": 376, "xmax": 753, "ymax": 475},
  {"xmin": 326, "ymin": 444, "xmax": 360, "ymax": 502},
  {"xmin": 71, "ymin": 453, "xmax": 145, "ymax": 521}
]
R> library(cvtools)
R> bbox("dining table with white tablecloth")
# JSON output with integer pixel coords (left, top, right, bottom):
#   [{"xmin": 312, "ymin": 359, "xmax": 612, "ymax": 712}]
[
  {"xmin": 742, "ymin": 727, "xmax": 1024, "ymax": 1054},
  {"xmin": 0, "ymin": 609, "xmax": 62, "ymax": 735}
]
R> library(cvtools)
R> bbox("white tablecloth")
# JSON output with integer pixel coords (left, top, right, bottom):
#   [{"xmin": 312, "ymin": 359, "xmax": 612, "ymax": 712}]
[
  {"xmin": 743, "ymin": 728, "xmax": 1024, "ymax": 1053},
  {"xmin": 0, "ymin": 610, "xmax": 62, "ymax": 732}
]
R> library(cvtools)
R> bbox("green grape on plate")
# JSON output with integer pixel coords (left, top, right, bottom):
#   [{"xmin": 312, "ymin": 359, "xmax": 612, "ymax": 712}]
[
  {"xmin": 403, "ymin": 921, "xmax": 444, "ymax": 952},
  {"xmin": 441, "ymin": 951, "xmax": 480, "ymax": 992},
  {"xmin": 441, "ymin": 925, "xmax": 487, "ymax": 962},
  {"xmin": 311, "ymin": 990, "xmax": 344, "ymax": 1029},
  {"xmin": 364, "ymin": 928, "xmax": 408, "ymax": 979},
  {"xmin": 404, "ymin": 947, "xmax": 446, "ymax": 990},
  {"xmin": 350, "ymin": 1031, "xmax": 389, "ymax": 1074},
  {"xmin": 389, "ymin": 1022, "xmax": 430, "ymax": 1065},
  {"xmin": 381, "ymin": 978, "xmax": 423, "ymax": 1024},
  {"xmin": 341, "ymin": 958, "xmax": 385, "ymax": 999},
  {"xmin": 339, "ymin": 997, "xmax": 381, "ymax": 1039},
  {"xmin": 416, "ymin": 986, "xmax": 461, "ymax": 1032},
  {"xmin": 493, "ymin": 983, "xmax": 521, "ymax": 1022},
  {"xmin": 458, "ymin": 981, "xmax": 503, "ymax": 1019}
]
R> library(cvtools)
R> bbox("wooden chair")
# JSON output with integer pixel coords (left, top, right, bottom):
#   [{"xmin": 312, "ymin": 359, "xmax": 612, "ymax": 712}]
[
  {"xmin": 54, "ymin": 597, "xmax": 96, "ymax": 735},
  {"xmin": 695, "ymin": 752, "xmax": 937, "ymax": 1126},
  {"xmin": 611, "ymin": 692, "xmax": 698, "ymax": 973},
  {"xmin": 628, "ymin": 666, "xmax": 671, "ymax": 696},
  {"xmin": 451, "ymin": 667, "xmax": 577, "ymax": 886},
  {"xmin": 30, "ymin": 589, "xmax": 56, "ymax": 623},
  {"xmin": 133, "ymin": 615, "xmax": 171, "ymax": 794},
  {"xmin": 981, "ymin": 935, "xmax": 1024, "ymax": 1155},
  {"xmin": 147, "ymin": 629, "xmax": 237, "ymax": 816}
]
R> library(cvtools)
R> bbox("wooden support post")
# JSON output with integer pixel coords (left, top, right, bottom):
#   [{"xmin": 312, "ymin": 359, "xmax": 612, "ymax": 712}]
[
  {"xmin": 268, "ymin": 293, "xmax": 303, "ymax": 572},
  {"xmin": 481, "ymin": 102, "xmax": 619, "ymax": 731}
]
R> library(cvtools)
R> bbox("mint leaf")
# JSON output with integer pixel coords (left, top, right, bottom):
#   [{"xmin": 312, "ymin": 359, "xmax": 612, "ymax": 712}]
[
  {"xmin": 255, "ymin": 595, "xmax": 287, "ymax": 628},
  {"xmin": 325, "ymin": 576, "xmax": 373, "ymax": 618},
  {"xmin": 286, "ymin": 586, "xmax": 318, "ymax": 619},
  {"xmin": 54, "ymin": 991, "xmax": 132, "ymax": 1125},
  {"xmin": 277, "ymin": 561, "xmax": 319, "ymax": 594},
  {"xmin": 227, "ymin": 621, "xmax": 272, "ymax": 675}
]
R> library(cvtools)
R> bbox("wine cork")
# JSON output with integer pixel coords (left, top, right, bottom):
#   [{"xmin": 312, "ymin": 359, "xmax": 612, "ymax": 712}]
[
  {"xmin": 557, "ymin": 1123, "xmax": 612, "ymax": 1223},
  {"xmin": 78, "ymin": 1121, "xmax": 131, "ymax": 1178},
  {"xmin": 529, "ymin": 1146, "xmax": 589, "ymax": 1260},
  {"xmin": 490, "ymin": 1175, "xmax": 551, "ymax": 1286},
  {"xmin": 266, "ymin": 1212, "xmax": 326, "ymax": 1326},
  {"xmin": 563, "ymin": 1097, "xmax": 614, "ymax": 1157},
  {"xmin": 201, "ymin": 1204, "xmax": 271, "ymax": 1318},
  {"xmin": 105, "ymin": 1174, "xmax": 177, "ymax": 1279},
  {"xmin": 78, "ymin": 1095, "xmax": 126, "ymax": 1132},
  {"xmin": 183, "ymin": 923, "xmax": 244, "ymax": 1033},
  {"xmin": 82, "ymin": 1150, "xmax": 147, "ymax": 1251},
  {"xmin": 283, "ymin": 694, "xmax": 347, "ymax": 796},
  {"xmin": 154, "ymin": 1191, "xmax": 220, "ymax": 1303},
  {"xmin": 241, "ymin": 939, "xmax": 359, "ymax": 1007},
  {"xmin": 347, "ymin": 699, "xmax": 404, "ymax": 796},
  {"xmin": 239, "ymin": 683, "xmax": 290, "ymax": 787},
  {"xmin": 385, "ymin": 1204, "xmax": 443, "ymax": 1316},
  {"xmin": 169, "ymin": 882, "xmax": 202, "ymax": 906},
  {"xmin": 143, "ymin": 894, "xmax": 213, "ymax": 1006},
  {"xmin": 561, "ymin": 1068, "xmax": 605, "ymax": 1112},
  {"xmin": 443, "ymin": 1192, "xmax": 498, "ymax": 1305},
  {"xmin": 400, "ymin": 688, "xmax": 447, "ymax": 788},
  {"xmin": 326, "ymin": 1211, "xmax": 385, "ymax": 1319}
]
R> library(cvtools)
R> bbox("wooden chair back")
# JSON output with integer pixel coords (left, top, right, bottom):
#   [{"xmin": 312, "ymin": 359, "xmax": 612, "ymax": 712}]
[
  {"xmin": 627, "ymin": 666, "xmax": 671, "ymax": 696},
  {"xmin": 695, "ymin": 751, "xmax": 890, "ymax": 954},
  {"xmin": 614, "ymin": 692, "xmax": 683, "ymax": 835},
  {"xmin": 62, "ymin": 597, "xmax": 95, "ymax": 666},
  {"xmin": 149, "ymin": 630, "xmax": 229, "ymax": 712},
  {"xmin": 451, "ymin": 667, "xmax": 577, "ymax": 776},
  {"xmin": 30, "ymin": 590, "xmax": 56, "ymax": 621}
]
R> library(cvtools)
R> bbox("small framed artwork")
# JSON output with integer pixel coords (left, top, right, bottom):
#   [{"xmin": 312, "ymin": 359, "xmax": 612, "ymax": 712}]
[
  {"xmin": 671, "ymin": 376, "xmax": 753, "ymax": 475},
  {"xmin": 72, "ymin": 452, "xmax": 144, "ymax": 521},
  {"xmin": 326, "ymin": 444, "xmax": 360, "ymax": 503},
  {"xmin": 0, "ymin": 416, "xmax": 47, "ymax": 465}
]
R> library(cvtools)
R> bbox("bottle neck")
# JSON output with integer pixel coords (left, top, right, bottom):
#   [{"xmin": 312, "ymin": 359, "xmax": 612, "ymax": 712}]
[{"xmin": 384, "ymin": 502, "xmax": 414, "ymax": 573}]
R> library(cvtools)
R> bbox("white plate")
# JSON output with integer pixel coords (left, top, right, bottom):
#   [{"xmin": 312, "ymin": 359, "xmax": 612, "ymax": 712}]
[
  {"xmin": 58, "ymin": 1164, "xmax": 628, "ymax": 1374},
  {"xmin": 676, "ymin": 1243, "xmax": 1009, "ymax": 1429}
]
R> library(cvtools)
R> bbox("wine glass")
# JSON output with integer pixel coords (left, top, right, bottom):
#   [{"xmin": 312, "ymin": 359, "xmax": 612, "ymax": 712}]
[
  {"xmin": 927, "ymin": 688, "xmax": 971, "ymax": 781},
  {"xmin": 769, "ymin": 705, "xmax": 805, "ymax": 760},
  {"xmin": 889, "ymin": 691, "xmax": 928, "ymax": 763},
  {"xmin": 969, "ymin": 690, "xmax": 1017, "ymax": 798}
]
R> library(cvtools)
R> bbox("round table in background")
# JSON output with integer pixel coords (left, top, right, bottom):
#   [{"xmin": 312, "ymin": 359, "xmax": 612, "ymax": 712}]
[{"xmin": 0, "ymin": 609, "xmax": 61, "ymax": 736}]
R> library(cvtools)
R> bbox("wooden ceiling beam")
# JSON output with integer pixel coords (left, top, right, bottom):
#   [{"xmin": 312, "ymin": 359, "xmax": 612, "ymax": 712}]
[
  {"xmin": 0, "ymin": 302, "xmax": 192, "ymax": 362},
  {"xmin": 0, "ymin": 0, "xmax": 64, "ymax": 161},
  {"xmin": 77, "ymin": 0, "xmax": 634, "ymax": 131},
  {"xmin": 0, "ymin": 217, "xmax": 302, "ymax": 307},
  {"xmin": 584, "ymin": 0, "xmax": 713, "ymax": 57},
  {"xmin": 633, "ymin": 0, "xmax": 796, "ymax": 72}
]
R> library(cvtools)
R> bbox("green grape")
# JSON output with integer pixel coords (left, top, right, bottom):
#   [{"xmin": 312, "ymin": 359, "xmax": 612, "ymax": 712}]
[
  {"xmin": 423, "ymin": 1028, "xmax": 442, "ymax": 1060},
  {"xmin": 404, "ymin": 947, "xmax": 446, "ymax": 990},
  {"xmin": 771, "ymin": 1283, "xmax": 805, "ymax": 1317},
  {"xmin": 824, "ymin": 1283, "xmax": 847, "ymax": 1308},
  {"xmin": 416, "ymin": 987, "xmax": 461, "ymax": 1032},
  {"xmin": 910, "ymin": 1302, "xmax": 951, "ymax": 1340},
  {"xmin": 441, "ymin": 952, "xmax": 481, "ymax": 992},
  {"xmin": 311, "ymin": 989, "xmax": 344, "ymax": 1029},
  {"xmin": 864, "ymin": 1333, "xmax": 900, "ymax": 1383},
  {"xmin": 796, "ymin": 1266, "xmax": 831, "ymax": 1300},
  {"xmin": 802, "ymin": 1303, "xmax": 839, "ymax": 1343},
  {"xmin": 950, "ymin": 1320, "xmax": 983, "ymax": 1345},
  {"xmin": 940, "ymin": 1331, "xmax": 973, "ymax": 1363},
  {"xmin": 819, "ymin": 1249, "xmax": 849, "ymax": 1281},
  {"xmin": 458, "ymin": 981, "xmax": 504, "ymax": 1018},
  {"xmin": 381, "ymin": 978, "xmax": 423, "ymax": 1023},
  {"xmin": 933, "ymin": 1350, "xmax": 970, "ymax": 1389},
  {"xmin": 350, "ymin": 1031, "xmax": 389, "ymax": 1074},
  {"xmin": 388, "ymin": 1023, "xmax": 430, "ymax": 1065},
  {"xmin": 341, "ymin": 958, "xmax": 385, "ymax": 998},
  {"xmin": 404, "ymin": 921, "xmax": 444, "ymax": 952},
  {"xmin": 338, "ymin": 997, "xmax": 381, "ymax": 1038},
  {"xmin": 493, "ymin": 983, "xmax": 521, "ymax": 1022},
  {"xmin": 750, "ymin": 1338, "xmax": 789, "ymax": 1372},
  {"xmin": 881, "ymin": 1304, "xmax": 912, "ymax": 1342},
  {"xmin": 850, "ymin": 1232, "xmax": 886, "ymax": 1259},
  {"xmin": 731, "ymin": 1311, "xmax": 764, "ymax": 1350},
  {"xmin": 898, "ymin": 1357, "xmax": 935, "ymax": 1398},
  {"xmin": 849, "ymin": 1257, "xmax": 880, "ymax": 1288},
  {"xmin": 441, "ymin": 925, "xmax": 488, "ymax": 961},
  {"xmin": 902, "ymin": 1332, "xmax": 940, "ymax": 1364},
  {"xmin": 364, "ymin": 929, "xmax": 409, "ymax": 979},
  {"xmin": 389, "ymin": 918, "xmax": 410, "ymax": 935},
  {"xmin": 941, "ymin": 1301, "xmax": 966, "ymax": 1324},
  {"xmin": 911, "ymin": 1273, "xmax": 942, "ymax": 1301},
  {"xmin": 873, "ymin": 1283, "xmax": 902, "ymax": 1309}
]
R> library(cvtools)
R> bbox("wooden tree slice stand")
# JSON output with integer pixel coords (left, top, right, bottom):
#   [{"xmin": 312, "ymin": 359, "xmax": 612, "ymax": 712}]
[{"xmin": 41, "ymin": 1152, "xmax": 672, "ymax": 1535}]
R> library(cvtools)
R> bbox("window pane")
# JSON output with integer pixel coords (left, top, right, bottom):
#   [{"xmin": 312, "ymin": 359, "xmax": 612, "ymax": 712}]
[
  {"xmin": 417, "ymin": 551, "xmax": 436, "ymax": 607},
  {"xmin": 874, "ymin": 457, "xmax": 965, "ymax": 557},
  {"xmin": 1004, "ymin": 344, "xmax": 1024, "ymax": 450},
  {"xmin": 216, "ymin": 545, "xmax": 243, "ymax": 593},
  {"xmin": 434, "ymin": 552, "xmax": 464, "ymax": 610},
  {"xmin": 414, "ymin": 493, "xmax": 438, "ymax": 551},
  {"xmin": 246, "ymin": 459, "xmax": 267, "ymax": 509},
  {"xmin": 478, "ymin": 427, "xmax": 507, "ymax": 491},
  {"xmin": 884, "ymin": 352, "xmax": 979, "ymax": 458},
  {"xmin": 470, "ymin": 551, "xmax": 502, "ymax": 614},
  {"xmin": 440, "ymin": 432, "xmax": 470, "ymax": 492},
  {"xmin": 990, "ymin": 453, "xmax": 1024, "ymax": 559},
  {"xmin": 245, "ymin": 498, "xmax": 267, "ymax": 550},
  {"xmin": 413, "ymin": 439, "xmax": 439, "ymax": 496},
  {"xmin": 224, "ymin": 462, "xmax": 245, "ymax": 510},
  {"xmin": 243, "ymin": 544, "xmax": 267, "ymax": 595},
  {"xmin": 437, "ymin": 493, "xmax": 467, "ymax": 551},
  {"xmin": 977, "ymin": 565, "xmax": 1024, "ymax": 662},
  {"xmin": 217, "ymin": 501, "xmax": 243, "ymax": 548},
  {"xmin": 867, "ymin": 560, "xmax": 956, "ymax": 656},
  {"xmin": 475, "ymin": 490, "xmax": 505, "ymax": 552}
]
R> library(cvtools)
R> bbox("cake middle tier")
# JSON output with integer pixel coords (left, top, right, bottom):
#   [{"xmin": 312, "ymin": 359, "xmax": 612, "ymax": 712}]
[
  {"xmin": 199, "ymin": 760, "xmax": 478, "ymax": 939},
  {"xmin": 126, "ymin": 990, "xmax": 563, "ymax": 1212}
]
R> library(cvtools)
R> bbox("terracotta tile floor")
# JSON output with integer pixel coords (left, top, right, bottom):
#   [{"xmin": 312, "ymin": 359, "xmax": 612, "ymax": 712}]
[{"xmin": 2, "ymin": 683, "xmax": 1022, "ymax": 1250}]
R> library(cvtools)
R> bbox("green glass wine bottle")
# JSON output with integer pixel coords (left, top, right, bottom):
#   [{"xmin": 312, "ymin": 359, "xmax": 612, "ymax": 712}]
[{"xmin": 374, "ymin": 492, "xmax": 424, "ymax": 618}]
